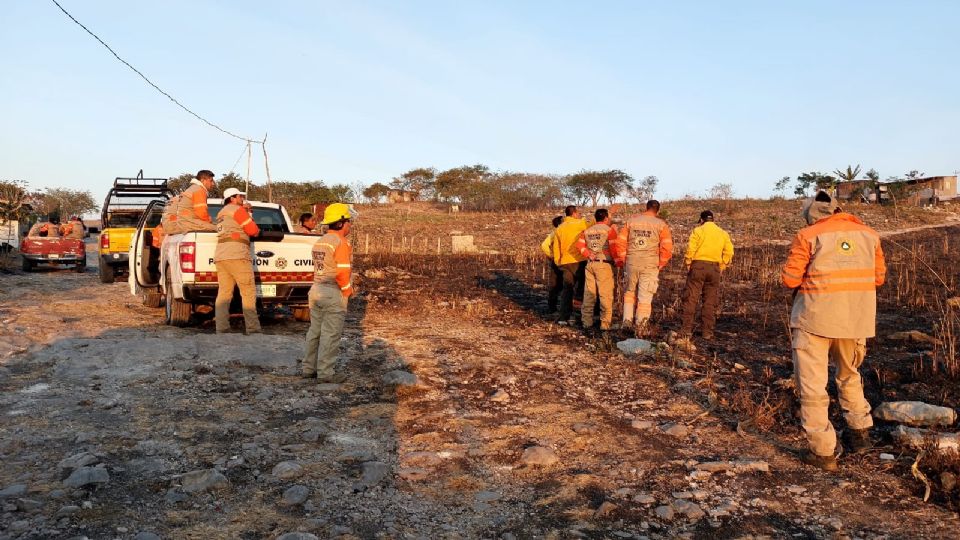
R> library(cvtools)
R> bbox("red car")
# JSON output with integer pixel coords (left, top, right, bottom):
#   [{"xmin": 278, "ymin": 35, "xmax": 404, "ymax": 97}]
[{"xmin": 20, "ymin": 223, "xmax": 87, "ymax": 272}]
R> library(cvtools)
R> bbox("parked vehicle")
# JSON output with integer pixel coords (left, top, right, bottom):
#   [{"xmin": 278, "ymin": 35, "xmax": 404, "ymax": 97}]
[
  {"xmin": 0, "ymin": 218, "xmax": 32, "ymax": 252},
  {"xmin": 129, "ymin": 199, "xmax": 317, "ymax": 326},
  {"xmin": 20, "ymin": 223, "xmax": 86, "ymax": 272},
  {"xmin": 99, "ymin": 171, "xmax": 170, "ymax": 283}
]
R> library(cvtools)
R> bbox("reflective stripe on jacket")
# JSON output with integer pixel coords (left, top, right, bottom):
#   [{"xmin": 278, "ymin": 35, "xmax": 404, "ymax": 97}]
[
  {"xmin": 781, "ymin": 212, "xmax": 886, "ymax": 338},
  {"xmin": 552, "ymin": 217, "xmax": 587, "ymax": 265},
  {"xmin": 619, "ymin": 211, "xmax": 672, "ymax": 269},
  {"xmin": 214, "ymin": 203, "xmax": 260, "ymax": 262},
  {"xmin": 576, "ymin": 223, "xmax": 619, "ymax": 262},
  {"xmin": 172, "ymin": 180, "xmax": 211, "ymax": 222},
  {"xmin": 684, "ymin": 222, "xmax": 734, "ymax": 270},
  {"xmin": 312, "ymin": 231, "xmax": 353, "ymax": 296}
]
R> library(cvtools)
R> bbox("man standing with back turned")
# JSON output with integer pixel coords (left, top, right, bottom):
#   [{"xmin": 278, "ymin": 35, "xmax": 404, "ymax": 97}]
[
  {"xmin": 552, "ymin": 206, "xmax": 587, "ymax": 325},
  {"xmin": 576, "ymin": 209, "xmax": 620, "ymax": 334},
  {"xmin": 619, "ymin": 200, "xmax": 672, "ymax": 335},
  {"xmin": 302, "ymin": 203, "xmax": 354, "ymax": 384},
  {"xmin": 679, "ymin": 210, "xmax": 734, "ymax": 340},
  {"xmin": 214, "ymin": 188, "xmax": 261, "ymax": 334},
  {"xmin": 781, "ymin": 191, "xmax": 885, "ymax": 471}
]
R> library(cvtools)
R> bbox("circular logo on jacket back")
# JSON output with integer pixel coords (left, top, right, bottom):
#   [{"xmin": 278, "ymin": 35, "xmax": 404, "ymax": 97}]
[{"xmin": 837, "ymin": 239, "xmax": 855, "ymax": 256}]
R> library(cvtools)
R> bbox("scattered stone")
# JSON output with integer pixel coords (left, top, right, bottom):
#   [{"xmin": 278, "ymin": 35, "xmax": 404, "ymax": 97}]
[
  {"xmin": 616, "ymin": 339, "xmax": 654, "ymax": 355},
  {"xmin": 55, "ymin": 505, "xmax": 80, "ymax": 518},
  {"xmin": 397, "ymin": 468, "xmax": 430, "ymax": 481},
  {"xmin": 660, "ymin": 423, "xmax": 689, "ymax": 438},
  {"xmin": 490, "ymin": 389, "xmax": 510, "ymax": 402},
  {"xmin": 887, "ymin": 330, "xmax": 942, "ymax": 347},
  {"xmin": 786, "ymin": 485, "xmax": 806, "ymax": 494},
  {"xmin": 165, "ymin": 489, "xmax": 188, "ymax": 504},
  {"xmin": 281, "ymin": 485, "xmax": 310, "ymax": 506},
  {"xmin": 0, "ymin": 484, "xmax": 27, "ymax": 498},
  {"xmin": 63, "ymin": 466, "xmax": 110, "ymax": 488},
  {"xmin": 941, "ymin": 472, "xmax": 957, "ymax": 491},
  {"xmin": 475, "ymin": 491, "xmax": 500, "ymax": 503},
  {"xmin": 594, "ymin": 501, "xmax": 618, "ymax": 518},
  {"xmin": 633, "ymin": 493, "xmax": 656, "ymax": 505},
  {"xmin": 277, "ymin": 533, "xmax": 319, "ymax": 540},
  {"xmin": 673, "ymin": 491, "xmax": 693, "ymax": 499},
  {"xmin": 133, "ymin": 533, "xmax": 161, "ymax": 540},
  {"xmin": 631, "ymin": 420, "xmax": 654, "ymax": 430},
  {"xmin": 520, "ymin": 446, "xmax": 559, "ymax": 466},
  {"xmin": 572, "ymin": 423, "xmax": 597, "ymax": 434},
  {"xmin": 892, "ymin": 425, "xmax": 960, "ymax": 452},
  {"xmin": 180, "ymin": 469, "xmax": 229, "ymax": 493},
  {"xmin": 874, "ymin": 401, "xmax": 957, "ymax": 427},
  {"xmin": 673, "ymin": 499, "xmax": 705, "ymax": 520},
  {"xmin": 382, "ymin": 370, "xmax": 419, "ymax": 387},
  {"xmin": 825, "ymin": 518, "xmax": 843, "ymax": 530},
  {"xmin": 58, "ymin": 452, "xmax": 99, "ymax": 472},
  {"xmin": 733, "ymin": 363, "xmax": 747, "ymax": 370},
  {"xmin": 879, "ymin": 453, "xmax": 896, "ymax": 461},
  {"xmin": 357, "ymin": 461, "xmax": 390, "ymax": 488},
  {"xmin": 16, "ymin": 498, "xmax": 41, "ymax": 512},
  {"xmin": 271, "ymin": 461, "xmax": 303, "ymax": 480},
  {"xmin": 692, "ymin": 459, "xmax": 770, "ymax": 474},
  {"xmin": 654, "ymin": 505, "xmax": 674, "ymax": 521}
]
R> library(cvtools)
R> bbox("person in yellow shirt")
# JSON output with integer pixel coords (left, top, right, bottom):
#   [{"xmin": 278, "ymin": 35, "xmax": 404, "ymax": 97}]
[
  {"xmin": 679, "ymin": 210, "xmax": 734, "ymax": 340},
  {"xmin": 552, "ymin": 206, "xmax": 588, "ymax": 325},
  {"xmin": 540, "ymin": 215, "xmax": 564, "ymax": 313}
]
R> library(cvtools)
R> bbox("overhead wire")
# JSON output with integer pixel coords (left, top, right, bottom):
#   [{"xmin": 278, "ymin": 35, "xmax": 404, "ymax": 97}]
[{"xmin": 49, "ymin": 0, "xmax": 262, "ymax": 144}]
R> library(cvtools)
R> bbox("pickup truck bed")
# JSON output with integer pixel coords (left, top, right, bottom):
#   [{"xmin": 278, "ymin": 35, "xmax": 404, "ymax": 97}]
[{"xmin": 20, "ymin": 235, "xmax": 86, "ymax": 272}]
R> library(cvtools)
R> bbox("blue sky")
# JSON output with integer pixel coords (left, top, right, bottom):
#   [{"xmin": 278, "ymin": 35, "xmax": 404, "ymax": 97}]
[{"xmin": 2, "ymin": 1, "xmax": 959, "ymax": 204}]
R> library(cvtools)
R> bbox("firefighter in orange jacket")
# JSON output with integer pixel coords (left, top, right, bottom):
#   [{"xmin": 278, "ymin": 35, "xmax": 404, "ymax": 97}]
[
  {"xmin": 781, "ymin": 191, "xmax": 886, "ymax": 471},
  {"xmin": 302, "ymin": 203, "xmax": 354, "ymax": 384},
  {"xmin": 618, "ymin": 199, "xmax": 672, "ymax": 334},
  {"xmin": 163, "ymin": 170, "xmax": 218, "ymax": 235},
  {"xmin": 214, "ymin": 188, "xmax": 261, "ymax": 334},
  {"xmin": 576, "ymin": 208, "xmax": 620, "ymax": 332}
]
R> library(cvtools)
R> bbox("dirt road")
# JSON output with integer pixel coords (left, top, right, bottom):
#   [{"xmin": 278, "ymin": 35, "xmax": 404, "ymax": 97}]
[{"xmin": 0, "ymin": 241, "xmax": 958, "ymax": 539}]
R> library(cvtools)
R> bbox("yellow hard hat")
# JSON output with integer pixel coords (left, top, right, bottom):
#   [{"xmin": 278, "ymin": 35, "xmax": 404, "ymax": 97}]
[{"xmin": 322, "ymin": 202, "xmax": 352, "ymax": 225}]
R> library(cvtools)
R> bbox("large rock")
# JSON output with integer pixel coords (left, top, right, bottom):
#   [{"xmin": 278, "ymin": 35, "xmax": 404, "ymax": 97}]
[
  {"xmin": 692, "ymin": 459, "xmax": 770, "ymax": 474},
  {"xmin": 520, "ymin": 446, "xmax": 559, "ymax": 466},
  {"xmin": 180, "ymin": 469, "xmax": 229, "ymax": 493},
  {"xmin": 277, "ymin": 533, "xmax": 319, "ymax": 540},
  {"xmin": 281, "ymin": 485, "xmax": 310, "ymax": 506},
  {"xmin": 874, "ymin": 401, "xmax": 957, "ymax": 427},
  {"xmin": 58, "ymin": 451, "xmax": 99, "ymax": 472},
  {"xmin": 891, "ymin": 425, "xmax": 960, "ymax": 453},
  {"xmin": 357, "ymin": 461, "xmax": 390, "ymax": 488},
  {"xmin": 887, "ymin": 330, "xmax": 942, "ymax": 347},
  {"xmin": 616, "ymin": 339, "xmax": 654, "ymax": 355},
  {"xmin": 0, "ymin": 484, "xmax": 27, "ymax": 498},
  {"xmin": 382, "ymin": 370, "xmax": 419, "ymax": 387},
  {"xmin": 272, "ymin": 461, "xmax": 303, "ymax": 480},
  {"xmin": 63, "ymin": 466, "xmax": 110, "ymax": 488}
]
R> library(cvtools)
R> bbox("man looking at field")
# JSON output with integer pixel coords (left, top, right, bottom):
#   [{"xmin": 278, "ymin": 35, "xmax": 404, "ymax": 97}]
[
  {"xmin": 679, "ymin": 210, "xmax": 734, "ymax": 340},
  {"xmin": 618, "ymin": 200, "xmax": 672, "ymax": 335},
  {"xmin": 164, "ymin": 170, "xmax": 218, "ymax": 235},
  {"xmin": 302, "ymin": 203, "xmax": 353, "ymax": 384},
  {"xmin": 782, "ymin": 191, "xmax": 886, "ymax": 471},
  {"xmin": 552, "ymin": 205, "xmax": 587, "ymax": 325},
  {"xmin": 214, "ymin": 188, "xmax": 261, "ymax": 334},
  {"xmin": 576, "ymin": 209, "xmax": 620, "ymax": 333},
  {"xmin": 540, "ymin": 215, "xmax": 565, "ymax": 313}
]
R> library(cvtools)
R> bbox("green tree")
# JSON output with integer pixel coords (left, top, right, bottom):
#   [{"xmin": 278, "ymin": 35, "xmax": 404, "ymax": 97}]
[
  {"xmin": 434, "ymin": 165, "xmax": 490, "ymax": 203},
  {"xmin": 833, "ymin": 164, "xmax": 862, "ymax": 182},
  {"xmin": 794, "ymin": 171, "xmax": 837, "ymax": 197},
  {"xmin": 390, "ymin": 167, "xmax": 436, "ymax": 198},
  {"xmin": 565, "ymin": 169, "xmax": 633, "ymax": 207},
  {"xmin": 35, "ymin": 188, "xmax": 98, "ymax": 220},
  {"xmin": 362, "ymin": 182, "xmax": 391, "ymax": 204},
  {"xmin": 0, "ymin": 180, "xmax": 30, "ymax": 222},
  {"xmin": 773, "ymin": 175, "xmax": 792, "ymax": 194},
  {"xmin": 905, "ymin": 169, "xmax": 925, "ymax": 180}
]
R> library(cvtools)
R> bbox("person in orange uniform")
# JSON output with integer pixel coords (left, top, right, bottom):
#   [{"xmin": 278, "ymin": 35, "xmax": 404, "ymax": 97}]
[
  {"xmin": 60, "ymin": 216, "xmax": 85, "ymax": 239},
  {"xmin": 552, "ymin": 206, "xmax": 588, "ymax": 325},
  {"xmin": 618, "ymin": 200, "xmax": 672, "ymax": 334},
  {"xmin": 576, "ymin": 209, "xmax": 621, "ymax": 333},
  {"xmin": 781, "ymin": 191, "xmax": 886, "ymax": 471},
  {"xmin": 214, "ymin": 188, "xmax": 261, "ymax": 334},
  {"xmin": 302, "ymin": 203, "xmax": 354, "ymax": 384},
  {"xmin": 163, "ymin": 170, "xmax": 218, "ymax": 235}
]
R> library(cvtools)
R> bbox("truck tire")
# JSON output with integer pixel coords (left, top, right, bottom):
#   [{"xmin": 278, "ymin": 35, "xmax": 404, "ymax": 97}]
[
  {"xmin": 293, "ymin": 307, "xmax": 311, "ymax": 322},
  {"xmin": 99, "ymin": 260, "xmax": 115, "ymax": 283},
  {"xmin": 135, "ymin": 281, "xmax": 164, "ymax": 308},
  {"xmin": 75, "ymin": 260, "xmax": 86, "ymax": 273},
  {"xmin": 21, "ymin": 258, "xmax": 33, "ymax": 272},
  {"xmin": 164, "ymin": 269, "xmax": 191, "ymax": 327}
]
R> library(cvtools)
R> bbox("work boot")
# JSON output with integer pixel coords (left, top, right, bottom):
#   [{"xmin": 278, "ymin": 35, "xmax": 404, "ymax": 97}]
[
  {"xmin": 799, "ymin": 450, "xmax": 839, "ymax": 472},
  {"xmin": 843, "ymin": 428, "xmax": 874, "ymax": 453},
  {"xmin": 300, "ymin": 372, "xmax": 317, "ymax": 379},
  {"xmin": 317, "ymin": 373, "xmax": 348, "ymax": 384}
]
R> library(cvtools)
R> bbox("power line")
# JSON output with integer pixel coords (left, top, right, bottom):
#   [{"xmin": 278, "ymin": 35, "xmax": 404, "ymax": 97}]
[{"xmin": 49, "ymin": 0, "xmax": 261, "ymax": 144}]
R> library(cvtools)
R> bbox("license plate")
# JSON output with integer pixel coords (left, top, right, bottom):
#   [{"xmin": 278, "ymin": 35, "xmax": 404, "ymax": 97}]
[
  {"xmin": 256, "ymin": 284, "xmax": 277, "ymax": 297},
  {"xmin": 49, "ymin": 254, "xmax": 59, "ymax": 259}
]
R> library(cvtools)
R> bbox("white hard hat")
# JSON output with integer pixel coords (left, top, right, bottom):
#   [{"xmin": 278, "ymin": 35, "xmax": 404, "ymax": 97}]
[{"xmin": 223, "ymin": 187, "xmax": 246, "ymax": 200}]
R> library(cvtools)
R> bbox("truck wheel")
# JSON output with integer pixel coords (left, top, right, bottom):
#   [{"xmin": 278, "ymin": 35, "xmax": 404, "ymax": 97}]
[
  {"xmin": 99, "ymin": 260, "xmax": 115, "ymax": 283},
  {"xmin": 21, "ymin": 258, "xmax": 33, "ymax": 272},
  {"xmin": 75, "ymin": 261, "xmax": 86, "ymax": 273},
  {"xmin": 164, "ymin": 269, "xmax": 191, "ymax": 327},
  {"xmin": 135, "ymin": 281, "xmax": 164, "ymax": 308},
  {"xmin": 293, "ymin": 307, "xmax": 311, "ymax": 322}
]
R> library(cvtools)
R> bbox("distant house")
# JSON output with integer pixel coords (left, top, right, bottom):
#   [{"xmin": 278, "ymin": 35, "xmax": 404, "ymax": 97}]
[
  {"xmin": 836, "ymin": 180, "xmax": 878, "ymax": 203},
  {"xmin": 836, "ymin": 175, "xmax": 957, "ymax": 206},
  {"xmin": 387, "ymin": 189, "xmax": 419, "ymax": 203}
]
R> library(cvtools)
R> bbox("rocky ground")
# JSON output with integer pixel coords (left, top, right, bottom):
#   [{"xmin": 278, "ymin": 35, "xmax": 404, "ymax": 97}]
[{"xmin": 1, "ymin": 236, "xmax": 959, "ymax": 540}]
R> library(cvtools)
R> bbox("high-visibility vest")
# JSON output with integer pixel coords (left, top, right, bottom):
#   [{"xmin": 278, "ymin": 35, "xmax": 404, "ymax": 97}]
[
  {"xmin": 577, "ymin": 223, "xmax": 618, "ymax": 262},
  {"xmin": 214, "ymin": 203, "xmax": 259, "ymax": 262},
  {"xmin": 171, "ymin": 181, "xmax": 211, "ymax": 223},
  {"xmin": 311, "ymin": 232, "xmax": 353, "ymax": 296},
  {"xmin": 620, "ymin": 212, "xmax": 672, "ymax": 268},
  {"xmin": 782, "ymin": 213, "xmax": 886, "ymax": 338}
]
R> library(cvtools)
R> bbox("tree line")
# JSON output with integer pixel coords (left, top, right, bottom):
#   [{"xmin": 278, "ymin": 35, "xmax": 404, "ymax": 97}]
[
  {"xmin": 774, "ymin": 165, "xmax": 931, "ymax": 199},
  {"xmin": 0, "ymin": 180, "xmax": 98, "ymax": 223}
]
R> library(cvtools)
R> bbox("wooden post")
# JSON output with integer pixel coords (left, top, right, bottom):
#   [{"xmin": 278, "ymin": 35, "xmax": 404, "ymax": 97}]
[
  {"xmin": 365, "ymin": 234, "xmax": 370, "ymax": 254},
  {"xmin": 261, "ymin": 133, "xmax": 273, "ymax": 203},
  {"xmin": 437, "ymin": 237, "xmax": 441, "ymax": 254}
]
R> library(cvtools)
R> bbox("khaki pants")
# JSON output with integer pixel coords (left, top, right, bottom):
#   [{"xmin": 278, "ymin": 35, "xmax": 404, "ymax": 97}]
[
  {"xmin": 582, "ymin": 261, "xmax": 614, "ymax": 329},
  {"xmin": 792, "ymin": 329, "xmax": 873, "ymax": 456},
  {"xmin": 679, "ymin": 260, "xmax": 721, "ymax": 336},
  {"xmin": 164, "ymin": 216, "xmax": 216, "ymax": 236},
  {"xmin": 558, "ymin": 261, "xmax": 586, "ymax": 321},
  {"xmin": 302, "ymin": 285, "xmax": 347, "ymax": 378},
  {"xmin": 623, "ymin": 263, "xmax": 659, "ymax": 324},
  {"xmin": 214, "ymin": 259, "xmax": 261, "ymax": 334}
]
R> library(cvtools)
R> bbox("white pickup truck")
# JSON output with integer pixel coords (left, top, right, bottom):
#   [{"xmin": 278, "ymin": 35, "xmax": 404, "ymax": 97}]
[{"xmin": 128, "ymin": 199, "xmax": 317, "ymax": 326}]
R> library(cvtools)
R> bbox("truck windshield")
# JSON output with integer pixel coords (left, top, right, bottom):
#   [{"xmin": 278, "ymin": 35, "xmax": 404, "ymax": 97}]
[{"xmin": 206, "ymin": 204, "xmax": 288, "ymax": 233}]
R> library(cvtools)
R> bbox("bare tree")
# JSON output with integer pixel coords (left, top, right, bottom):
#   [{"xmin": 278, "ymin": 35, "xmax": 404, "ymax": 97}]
[
  {"xmin": 709, "ymin": 182, "xmax": 734, "ymax": 200},
  {"xmin": 626, "ymin": 175, "xmax": 658, "ymax": 204}
]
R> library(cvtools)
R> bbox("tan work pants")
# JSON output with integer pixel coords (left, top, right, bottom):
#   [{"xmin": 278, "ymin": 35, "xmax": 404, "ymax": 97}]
[
  {"xmin": 792, "ymin": 329, "xmax": 873, "ymax": 456},
  {"xmin": 623, "ymin": 263, "xmax": 659, "ymax": 325},
  {"xmin": 164, "ymin": 216, "xmax": 216, "ymax": 236},
  {"xmin": 302, "ymin": 284, "xmax": 347, "ymax": 378},
  {"xmin": 582, "ymin": 261, "xmax": 614, "ymax": 329},
  {"xmin": 214, "ymin": 259, "xmax": 261, "ymax": 334}
]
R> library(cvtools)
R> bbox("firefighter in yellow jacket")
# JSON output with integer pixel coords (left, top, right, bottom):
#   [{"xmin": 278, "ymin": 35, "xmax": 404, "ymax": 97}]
[
  {"xmin": 214, "ymin": 188, "xmax": 261, "ymax": 334},
  {"xmin": 540, "ymin": 215, "xmax": 564, "ymax": 313},
  {"xmin": 551, "ymin": 206, "xmax": 587, "ymax": 325},
  {"xmin": 679, "ymin": 210, "xmax": 734, "ymax": 339},
  {"xmin": 781, "ymin": 191, "xmax": 886, "ymax": 471},
  {"xmin": 302, "ymin": 203, "xmax": 354, "ymax": 384}
]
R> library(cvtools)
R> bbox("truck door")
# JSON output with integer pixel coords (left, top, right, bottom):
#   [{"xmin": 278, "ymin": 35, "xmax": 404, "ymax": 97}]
[{"xmin": 131, "ymin": 201, "xmax": 166, "ymax": 289}]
